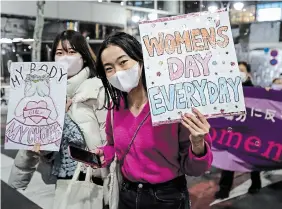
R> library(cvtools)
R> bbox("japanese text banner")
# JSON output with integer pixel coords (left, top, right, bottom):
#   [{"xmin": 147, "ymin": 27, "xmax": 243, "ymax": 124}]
[{"xmin": 209, "ymin": 87, "xmax": 282, "ymax": 172}]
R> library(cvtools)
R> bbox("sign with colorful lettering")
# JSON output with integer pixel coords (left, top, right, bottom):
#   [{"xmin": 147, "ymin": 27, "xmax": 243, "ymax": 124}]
[
  {"xmin": 210, "ymin": 87, "xmax": 282, "ymax": 171},
  {"xmin": 5, "ymin": 62, "xmax": 67, "ymax": 151},
  {"xmin": 139, "ymin": 9, "xmax": 246, "ymax": 126}
]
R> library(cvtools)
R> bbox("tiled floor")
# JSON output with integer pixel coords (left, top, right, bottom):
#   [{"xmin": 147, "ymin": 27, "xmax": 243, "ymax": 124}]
[{"xmin": 1, "ymin": 104, "xmax": 282, "ymax": 209}]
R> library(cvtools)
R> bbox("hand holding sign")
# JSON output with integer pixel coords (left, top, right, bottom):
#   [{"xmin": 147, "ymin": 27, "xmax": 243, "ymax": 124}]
[{"xmin": 181, "ymin": 108, "xmax": 210, "ymax": 155}]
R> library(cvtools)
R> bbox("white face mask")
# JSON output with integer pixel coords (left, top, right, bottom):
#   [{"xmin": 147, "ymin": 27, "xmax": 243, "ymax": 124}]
[
  {"xmin": 107, "ymin": 63, "xmax": 141, "ymax": 93},
  {"xmin": 55, "ymin": 55, "xmax": 83, "ymax": 77},
  {"xmin": 240, "ymin": 72, "xmax": 248, "ymax": 83},
  {"xmin": 271, "ymin": 84, "xmax": 282, "ymax": 91}
]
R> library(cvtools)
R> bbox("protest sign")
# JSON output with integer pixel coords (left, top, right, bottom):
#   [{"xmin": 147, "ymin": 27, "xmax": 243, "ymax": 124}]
[
  {"xmin": 5, "ymin": 62, "xmax": 67, "ymax": 151},
  {"xmin": 139, "ymin": 9, "xmax": 246, "ymax": 126},
  {"xmin": 210, "ymin": 87, "xmax": 282, "ymax": 172}
]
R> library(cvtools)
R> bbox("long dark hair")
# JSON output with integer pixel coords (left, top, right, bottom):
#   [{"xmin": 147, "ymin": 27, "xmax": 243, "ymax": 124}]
[
  {"xmin": 238, "ymin": 61, "xmax": 251, "ymax": 73},
  {"xmin": 96, "ymin": 32, "xmax": 147, "ymax": 110},
  {"xmin": 51, "ymin": 30, "xmax": 97, "ymax": 78}
]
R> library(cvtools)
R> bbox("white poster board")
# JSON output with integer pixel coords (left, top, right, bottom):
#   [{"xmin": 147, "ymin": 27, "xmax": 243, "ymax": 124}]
[
  {"xmin": 5, "ymin": 62, "xmax": 68, "ymax": 151},
  {"xmin": 139, "ymin": 9, "xmax": 246, "ymax": 126}
]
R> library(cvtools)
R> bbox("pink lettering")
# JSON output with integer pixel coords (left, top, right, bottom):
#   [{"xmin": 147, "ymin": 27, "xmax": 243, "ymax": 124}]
[
  {"xmin": 217, "ymin": 129, "xmax": 242, "ymax": 149},
  {"xmin": 209, "ymin": 128, "xmax": 217, "ymax": 142},
  {"xmin": 213, "ymin": 128, "xmax": 282, "ymax": 163},
  {"xmin": 185, "ymin": 55, "xmax": 201, "ymax": 78},
  {"xmin": 193, "ymin": 52, "xmax": 212, "ymax": 76},
  {"xmin": 261, "ymin": 141, "xmax": 282, "ymax": 161},
  {"xmin": 244, "ymin": 136, "xmax": 261, "ymax": 153},
  {"xmin": 23, "ymin": 108, "xmax": 51, "ymax": 119},
  {"xmin": 5, "ymin": 119, "xmax": 62, "ymax": 146},
  {"xmin": 168, "ymin": 57, "xmax": 184, "ymax": 81}
]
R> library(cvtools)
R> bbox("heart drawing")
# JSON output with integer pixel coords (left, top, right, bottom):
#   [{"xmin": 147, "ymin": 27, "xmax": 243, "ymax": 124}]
[{"xmin": 24, "ymin": 101, "xmax": 49, "ymax": 124}]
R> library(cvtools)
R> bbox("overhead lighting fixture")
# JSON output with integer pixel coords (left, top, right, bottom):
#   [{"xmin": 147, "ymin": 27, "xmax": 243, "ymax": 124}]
[
  {"xmin": 148, "ymin": 13, "xmax": 158, "ymax": 20},
  {"xmin": 98, "ymin": 0, "xmax": 103, "ymax": 2},
  {"xmin": 0, "ymin": 38, "xmax": 12, "ymax": 44},
  {"xmin": 208, "ymin": 5, "xmax": 218, "ymax": 13},
  {"xmin": 22, "ymin": 38, "xmax": 34, "ymax": 42},
  {"xmin": 132, "ymin": 15, "xmax": 140, "ymax": 23},
  {"xmin": 233, "ymin": 2, "xmax": 244, "ymax": 11},
  {"xmin": 257, "ymin": 8, "xmax": 282, "ymax": 21},
  {"xmin": 12, "ymin": 38, "xmax": 23, "ymax": 42}
]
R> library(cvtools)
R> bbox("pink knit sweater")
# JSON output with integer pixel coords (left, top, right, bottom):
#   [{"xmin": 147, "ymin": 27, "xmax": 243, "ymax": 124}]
[{"xmin": 102, "ymin": 101, "xmax": 213, "ymax": 183}]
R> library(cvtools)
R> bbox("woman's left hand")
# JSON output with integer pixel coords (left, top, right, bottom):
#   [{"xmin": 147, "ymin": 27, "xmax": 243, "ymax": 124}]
[
  {"xmin": 181, "ymin": 108, "xmax": 210, "ymax": 155},
  {"xmin": 65, "ymin": 98, "xmax": 72, "ymax": 112}
]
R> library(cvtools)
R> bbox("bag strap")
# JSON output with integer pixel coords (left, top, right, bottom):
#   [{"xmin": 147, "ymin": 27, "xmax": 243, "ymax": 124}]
[{"xmin": 111, "ymin": 108, "xmax": 150, "ymax": 166}]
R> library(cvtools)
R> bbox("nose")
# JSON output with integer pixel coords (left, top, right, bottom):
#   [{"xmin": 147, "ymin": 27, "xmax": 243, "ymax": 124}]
[{"xmin": 115, "ymin": 66, "xmax": 124, "ymax": 73}]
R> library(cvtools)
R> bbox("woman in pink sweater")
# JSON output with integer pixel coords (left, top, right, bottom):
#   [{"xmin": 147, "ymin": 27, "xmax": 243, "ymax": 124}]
[{"xmin": 95, "ymin": 32, "xmax": 213, "ymax": 209}]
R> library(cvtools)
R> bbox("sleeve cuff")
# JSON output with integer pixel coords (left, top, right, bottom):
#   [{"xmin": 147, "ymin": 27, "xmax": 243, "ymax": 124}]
[
  {"xmin": 100, "ymin": 145, "xmax": 115, "ymax": 167},
  {"xmin": 189, "ymin": 141, "xmax": 211, "ymax": 160}
]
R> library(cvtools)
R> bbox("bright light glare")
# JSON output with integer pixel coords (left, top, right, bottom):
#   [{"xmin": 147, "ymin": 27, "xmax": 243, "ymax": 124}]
[
  {"xmin": 12, "ymin": 38, "xmax": 23, "ymax": 42},
  {"xmin": 208, "ymin": 5, "xmax": 218, "ymax": 13},
  {"xmin": 132, "ymin": 15, "xmax": 140, "ymax": 23},
  {"xmin": 22, "ymin": 38, "xmax": 34, "ymax": 42},
  {"xmin": 0, "ymin": 38, "xmax": 12, "ymax": 44},
  {"xmin": 148, "ymin": 13, "xmax": 158, "ymax": 20},
  {"xmin": 233, "ymin": 2, "xmax": 244, "ymax": 11},
  {"xmin": 98, "ymin": 0, "xmax": 103, "ymax": 2},
  {"xmin": 257, "ymin": 8, "xmax": 282, "ymax": 21}
]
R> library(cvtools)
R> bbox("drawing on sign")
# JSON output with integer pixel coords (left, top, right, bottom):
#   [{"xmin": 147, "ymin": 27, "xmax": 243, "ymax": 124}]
[
  {"xmin": 5, "ymin": 62, "xmax": 67, "ymax": 151},
  {"xmin": 139, "ymin": 9, "xmax": 246, "ymax": 126}
]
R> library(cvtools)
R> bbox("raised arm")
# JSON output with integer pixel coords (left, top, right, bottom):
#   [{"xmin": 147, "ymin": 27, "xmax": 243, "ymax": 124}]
[{"xmin": 179, "ymin": 108, "xmax": 213, "ymax": 176}]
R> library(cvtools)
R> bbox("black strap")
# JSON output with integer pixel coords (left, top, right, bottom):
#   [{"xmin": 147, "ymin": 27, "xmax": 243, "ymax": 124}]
[{"xmin": 111, "ymin": 109, "xmax": 150, "ymax": 166}]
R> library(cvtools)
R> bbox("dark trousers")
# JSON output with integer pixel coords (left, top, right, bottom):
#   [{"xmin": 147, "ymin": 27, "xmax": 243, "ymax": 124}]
[
  {"xmin": 118, "ymin": 176, "xmax": 190, "ymax": 209},
  {"xmin": 219, "ymin": 170, "xmax": 261, "ymax": 191}
]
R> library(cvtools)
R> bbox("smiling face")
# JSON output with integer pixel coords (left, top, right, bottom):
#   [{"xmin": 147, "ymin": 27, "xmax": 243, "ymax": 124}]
[{"xmin": 101, "ymin": 45, "xmax": 140, "ymax": 78}]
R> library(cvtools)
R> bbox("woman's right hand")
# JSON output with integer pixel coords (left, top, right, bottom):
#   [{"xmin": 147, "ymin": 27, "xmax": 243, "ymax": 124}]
[{"xmin": 91, "ymin": 148, "xmax": 105, "ymax": 168}]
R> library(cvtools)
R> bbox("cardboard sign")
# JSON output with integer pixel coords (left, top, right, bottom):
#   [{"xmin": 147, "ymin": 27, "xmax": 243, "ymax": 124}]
[
  {"xmin": 139, "ymin": 9, "xmax": 246, "ymax": 126},
  {"xmin": 5, "ymin": 62, "xmax": 68, "ymax": 151}
]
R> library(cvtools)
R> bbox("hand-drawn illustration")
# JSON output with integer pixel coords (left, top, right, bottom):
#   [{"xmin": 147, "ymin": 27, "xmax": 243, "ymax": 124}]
[
  {"xmin": 139, "ymin": 9, "xmax": 246, "ymax": 126},
  {"xmin": 5, "ymin": 62, "xmax": 67, "ymax": 151}
]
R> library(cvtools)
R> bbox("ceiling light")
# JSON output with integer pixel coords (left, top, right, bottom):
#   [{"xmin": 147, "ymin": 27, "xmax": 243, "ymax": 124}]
[
  {"xmin": 0, "ymin": 38, "xmax": 12, "ymax": 44},
  {"xmin": 132, "ymin": 15, "xmax": 140, "ymax": 23},
  {"xmin": 148, "ymin": 13, "xmax": 158, "ymax": 20},
  {"xmin": 233, "ymin": 2, "xmax": 244, "ymax": 11},
  {"xmin": 12, "ymin": 38, "xmax": 23, "ymax": 42},
  {"xmin": 22, "ymin": 38, "xmax": 34, "ymax": 42},
  {"xmin": 208, "ymin": 5, "xmax": 218, "ymax": 13}
]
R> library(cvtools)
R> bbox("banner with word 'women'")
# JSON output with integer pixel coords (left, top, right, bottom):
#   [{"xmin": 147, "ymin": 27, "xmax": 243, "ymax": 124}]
[
  {"xmin": 139, "ymin": 9, "xmax": 246, "ymax": 126},
  {"xmin": 5, "ymin": 62, "xmax": 67, "ymax": 151}
]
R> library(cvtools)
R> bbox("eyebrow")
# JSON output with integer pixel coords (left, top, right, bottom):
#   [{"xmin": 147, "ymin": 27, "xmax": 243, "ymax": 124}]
[
  {"xmin": 103, "ymin": 55, "xmax": 128, "ymax": 67},
  {"xmin": 56, "ymin": 47, "xmax": 74, "ymax": 51}
]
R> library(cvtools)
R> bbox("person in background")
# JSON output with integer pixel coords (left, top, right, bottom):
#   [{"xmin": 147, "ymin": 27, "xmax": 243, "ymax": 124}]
[
  {"xmin": 94, "ymin": 32, "xmax": 213, "ymax": 209},
  {"xmin": 215, "ymin": 61, "xmax": 262, "ymax": 199},
  {"xmin": 238, "ymin": 61, "xmax": 253, "ymax": 87},
  {"xmin": 271, "ymin": 75, "xmax": 282, "ymax": 91},
  {"xmin": 8, "ymin": 31, "xmax": 108, "ymax": 206}
]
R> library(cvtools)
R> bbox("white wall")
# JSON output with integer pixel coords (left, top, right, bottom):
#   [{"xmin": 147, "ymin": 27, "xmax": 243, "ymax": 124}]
[{"xmin": 1, "ymin": 1, "xmax": 126, "ymax": 27}]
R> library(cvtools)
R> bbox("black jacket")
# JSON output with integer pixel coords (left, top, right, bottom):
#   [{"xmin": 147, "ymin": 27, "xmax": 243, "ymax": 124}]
[{"xmin": 243, "ymin": 79, "xmax": 253, "ymax": 87}]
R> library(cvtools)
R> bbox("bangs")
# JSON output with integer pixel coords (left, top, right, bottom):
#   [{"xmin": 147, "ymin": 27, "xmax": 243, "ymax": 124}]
[{"xmin": 59, "ymin": 31, "xmax": 77, "ymax": 52}]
